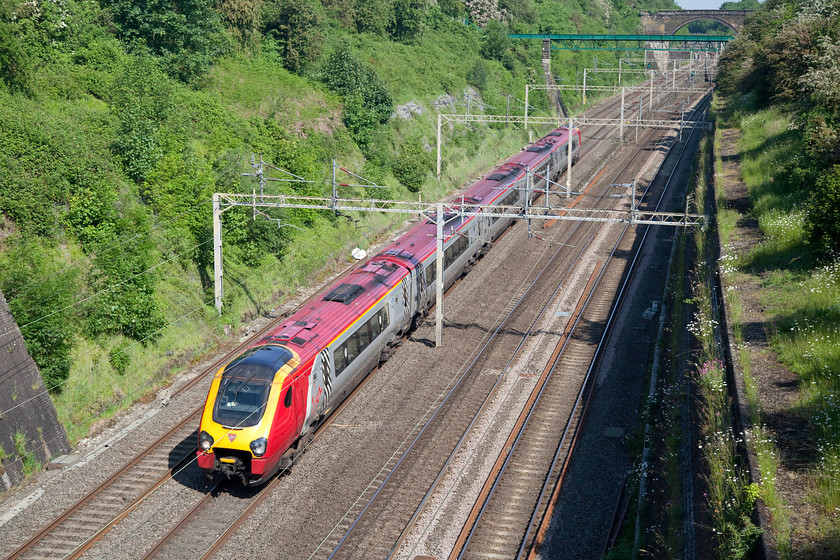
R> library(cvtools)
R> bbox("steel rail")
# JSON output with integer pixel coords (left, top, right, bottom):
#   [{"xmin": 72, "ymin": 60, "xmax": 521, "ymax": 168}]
[
  {"xmin": 519, "ymin": 93, "xmax": 713, "ymax": 559},
  {"xmin": 523, "ymin": 90, "xmax": 713, "ymax": 559},
  {"xmin": 4, "ymin": 251, "xmax": 370, "ymax": 560},
  {"xmin": 387, "ymin": 87, "xmax": 682, "ymax": 560},
  {"xmin": 325, "ymin": 78, "xmax": 680, "ymax": 559},
  {"xmin": 450, "ymin": 88, "xmax": 711, "ymax": 560},
  {"xmin": 450, "ymin": 124, "xmax": 665, "ymax": 560}
]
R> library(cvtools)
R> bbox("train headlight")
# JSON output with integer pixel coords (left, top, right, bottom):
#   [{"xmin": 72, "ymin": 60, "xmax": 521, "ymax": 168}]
[
  {"xmin": 250, "ymin": 437, "xmax": 267, "ymax": 457},
  {"xmin": 199, "ymin": 431, "xmax": 214, "ymax": 451}
]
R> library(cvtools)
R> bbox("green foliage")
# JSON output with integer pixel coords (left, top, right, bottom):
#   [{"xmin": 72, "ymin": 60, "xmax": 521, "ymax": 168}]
[
  {"xmin": 113, "ymin": 56, "xmax": 174, "ymax": 183},
  {"xmin": 439, "ymin": 0, "xmax": 464, "ymax": 17},
  {"xmin": 101, "ymin": 0, "xmax": 227, "ymax": 82},
  {"xmin": 0, "ymin": 1, "xmax": 32, "ymax": 93},
  {"xmin": 354, "ymin": 0, "xmax": 394, "ymax": 34},
  {"xmin": 108, "ymin": 342, "xmax": 131, "ymax": 375},
  {"xmin": 720, "ymin": 0, "xmax": 761, "ymax": 8},
  {"xmin": 14, "ymin": 431, "xmax": 39, "ymax": 476},
  {"xmin": 319, "ymin": 45, "xmax": 394, "ymax": 153},
  {"xmin": 390, "ymin": 0, "xmax": 428, "ymax": 43},
  {"xmin": 65, "ymin": 184, "xmax": 117, "ymax": 250},
  {"xmin": 499, "ymin": 0, "xmax": 536, "ymax": 25},
  {"xmin": 480, "ymin": 20, "xmax": 512, "ymax": 69},
  {"xmin": 262, "ymin": 0, "xmax": 324, "ymax": 73},
  {"xmin": 805, "ymin": 165, "xmax": 840, "ymax": 258},
  {"xmin": 85, "ymin": 209, "xmax": 165, "ymax": 344},
  {"xmin": 392, "ymin": 138, "xmax": 433, "ymax": 192},
  {"xmin": 0, "ymin": 242, "xmax": 77, "ymax": 392},
  {"xmin": 216, "ymin": 0, "xmax": 263, "ymax": 43},
  {"xmin": 466, "ymin": 59, "xmax": 488, "ymax": 90}
]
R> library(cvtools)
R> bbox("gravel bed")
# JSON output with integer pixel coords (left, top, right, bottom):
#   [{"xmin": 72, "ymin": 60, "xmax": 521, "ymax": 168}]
[{"xmin": 536, "ymin": 102, "xmax": 707, "ymax": 559}]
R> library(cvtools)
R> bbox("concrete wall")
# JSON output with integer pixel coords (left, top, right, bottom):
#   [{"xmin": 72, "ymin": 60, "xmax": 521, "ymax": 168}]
[{"xmin": 0, "ymin": 289, "xmax": 70, "ymax": 490}]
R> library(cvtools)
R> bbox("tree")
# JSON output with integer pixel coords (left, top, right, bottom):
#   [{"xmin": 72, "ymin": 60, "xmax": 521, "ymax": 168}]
[
  {"xmin": 480, "ymin": 19, "xmax": 510, "ymax": 61},
  {"xmin": 216, "ymin": 0, "xmax": 263, "ymax": 43},
  {"xmin": 719, "ymin": 0, "xmax": 760, "ymax": 9},
  {"xmin": 392, "ymin": 139, "xmax": 433, "ymax": 192},
  {"xmin": 802, "ymin": 36, "xmax": 840, "ymax": 120},
  {"xmin": 263, "ymin": 0, "xmax": 324, "ymax": 73},
  {"xmin": 319, "ymin": 46, "xmax": 394, "ymax": 152},
  {"xmin": 465, "ymin": 0, "xmax": 504, "ymax": 27},
  {"xmin": 390, "ymin": 0, "xmax": 428, "ymax": 43},
  {"xmin": 355, "ymin": 0, "xmax": 394, "ymax": 35},
  {"xmin": 0, "ymin": 1, "xmax": 31, "ymax": 93},
  {"xmin": 112, "ymin": 57, "xmax": 174, "ymax": 184},
  {"xmin": 101, "ymin": 0, "xmax": 226, "ymax": 82}
]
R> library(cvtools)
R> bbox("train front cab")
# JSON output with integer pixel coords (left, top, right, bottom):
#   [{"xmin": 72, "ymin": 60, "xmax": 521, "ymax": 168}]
[{"xmin": 197, "ymin": 344, "xmax": 303, "ymax": 486}]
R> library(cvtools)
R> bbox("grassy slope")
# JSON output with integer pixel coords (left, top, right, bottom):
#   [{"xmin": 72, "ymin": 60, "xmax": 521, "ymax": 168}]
[{"xmin": 715, "ymin": 95, "xmax": 840, "ymax": 556}]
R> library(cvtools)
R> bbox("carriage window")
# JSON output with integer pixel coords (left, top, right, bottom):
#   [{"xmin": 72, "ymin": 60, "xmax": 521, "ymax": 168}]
[
  {"xmin": 333, "ymin": 306, "xmax": 391, "ymax": 377},
  {"xmin": 425, "ymin": 263, "xmax": 436, "ymax": 285},
  {"xmin": 358, "ymin": 319, "xmax": 373, "ymax": 348}
]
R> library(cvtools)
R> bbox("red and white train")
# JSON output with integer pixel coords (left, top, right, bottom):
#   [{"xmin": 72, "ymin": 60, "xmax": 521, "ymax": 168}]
[{"xmin": 197, "ymin": 126, "xmax": 581, "ymax": 485}]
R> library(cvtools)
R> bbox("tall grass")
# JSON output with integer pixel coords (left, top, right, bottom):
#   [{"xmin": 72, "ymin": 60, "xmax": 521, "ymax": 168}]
[{"xmin": 713, "ymin": 96, "xmax": 840, "ymax": 556}]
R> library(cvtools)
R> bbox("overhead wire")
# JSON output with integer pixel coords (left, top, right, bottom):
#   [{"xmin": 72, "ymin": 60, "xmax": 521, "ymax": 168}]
[
  {"xmin": 0, "ymin": 219, "xmax": 340, "ymax": 475},
  {"xmin": 0, "ymin": 238, "xmax": 214, "ymax": 343},
  {"xmin": 1, "ymin": 199, "xmax": 213, "ymax": 303}
]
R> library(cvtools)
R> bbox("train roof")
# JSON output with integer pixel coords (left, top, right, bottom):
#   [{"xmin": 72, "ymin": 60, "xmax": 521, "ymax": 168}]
[{"xmin": 249, "ymin": 126, "xmax": 578, "ymax": 367}]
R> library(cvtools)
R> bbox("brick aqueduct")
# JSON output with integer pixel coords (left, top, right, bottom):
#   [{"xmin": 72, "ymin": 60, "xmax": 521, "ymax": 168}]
[{"xmin": 639, "ymin": 10, "xmax": 752, "ymax": 35}]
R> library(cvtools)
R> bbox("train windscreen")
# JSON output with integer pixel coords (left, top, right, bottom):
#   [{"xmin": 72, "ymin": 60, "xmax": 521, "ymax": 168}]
[{"xmin": 213, "ymin": 345, "xmax": 293, "ymax": 427}]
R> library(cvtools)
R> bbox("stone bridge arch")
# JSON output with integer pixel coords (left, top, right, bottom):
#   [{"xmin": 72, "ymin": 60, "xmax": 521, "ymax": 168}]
[{"xmin": 640, "ymin": 10, "xmax": 752, "ymax": 35}]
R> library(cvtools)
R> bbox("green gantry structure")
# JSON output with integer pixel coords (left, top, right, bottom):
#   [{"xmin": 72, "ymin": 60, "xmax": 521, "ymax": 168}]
[{"xmin": 509, "ymin": 34, "xmax": 732, "ymax": 52}]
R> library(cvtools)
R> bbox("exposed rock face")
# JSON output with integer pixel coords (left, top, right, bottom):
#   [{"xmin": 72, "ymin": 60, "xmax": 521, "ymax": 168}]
[
  {"xmin": 394, "ymin": 101, "xmax": 424, "ymax": 120},
  {"xmin": 0, "ymin": 290, "xmax": 70, "ymax": 490}
]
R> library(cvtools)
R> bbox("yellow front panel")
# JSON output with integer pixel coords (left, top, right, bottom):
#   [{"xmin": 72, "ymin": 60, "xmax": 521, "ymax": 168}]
[{"xmin": 200, "ymin": 353, "xmax": 299, "ymax": 456}]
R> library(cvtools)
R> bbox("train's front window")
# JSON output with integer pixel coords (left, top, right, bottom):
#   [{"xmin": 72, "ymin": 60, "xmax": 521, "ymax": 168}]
[
  {"xmin": 212, "ymin": 345, "xmax": 293, "ymax": 428},
  {"xmin": 213, "ymin": 376, "xmax": 271, "ymax": 427}
]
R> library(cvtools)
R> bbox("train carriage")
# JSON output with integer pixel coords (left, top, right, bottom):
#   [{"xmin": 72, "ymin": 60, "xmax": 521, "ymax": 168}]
[{"xmin": 197, "ymin": 126, "xmax": 580, "ymax": 485}]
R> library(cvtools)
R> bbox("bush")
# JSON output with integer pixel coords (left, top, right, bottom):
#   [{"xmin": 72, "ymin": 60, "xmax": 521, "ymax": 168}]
[
  {"xmin": 319, "ymin": 46, "xmax": 394, "ymax": 153},
  {"xmin": 85, "ymin": 209, "xmax": 165, "ymax": 344},
  {"xmin": 0, "ymin": 1, "xmax": 32, "ymax": 94},
  {"xmin": 466, "ymin": 59, "xmax": 488, "ymax": 91},
  {"xmin": 0, "ymin": 241, "xmax": 78, "ymax": 392},
  {"xmin": 262, "ymin": 0, "xmax": 324, "ymax": 73},
  {"xmin": 109, "ymin": 342, "xmax": 131, "ymax": 375},
  {"xmin": 354, "ymin": 0, "xmax": 394, "ymax": 35},
  {"xmin": 390, "ymin": 0, "xmax": 428, "ymax": 43},
  {"xmin": 392, "ymin": 138, "xmax": 433, "ymax": 192},
  {"xmin": 102, "ymin": 0, "xmax": 226, "ymax": 82},
  {"xmin": 113, "ymin": 56, "xmax": 174, "ymax": 184},
  {"xmin": 480, "ymin": 20, "xmax": 509, "ymax": 62},
  {"xmin": 805, "ymin": 164, "xmax": 840, "ymax": 258}
]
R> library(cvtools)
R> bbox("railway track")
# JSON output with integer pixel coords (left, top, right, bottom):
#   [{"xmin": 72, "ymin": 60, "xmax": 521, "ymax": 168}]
[
  {"xmin": 3, "ymin": 259, "xmax": 367, "ymax": 560},
  {"xmin": 114, "ymin": 77, "xmax": 667, "ymax": 559},
  {"xmin": 312, "ymin": 84, "xmax": 712, "ymax": 558},
  {"xmin": 451, "ymin": 94, "xmax": 713, "ymax": 560},
  {"xmin": 2, "ymin": 66, "xmax": 709, "ymax": 560},
  {"xmin": 318, "ymin": 80, "xmax": 712, "ymax": 559}
]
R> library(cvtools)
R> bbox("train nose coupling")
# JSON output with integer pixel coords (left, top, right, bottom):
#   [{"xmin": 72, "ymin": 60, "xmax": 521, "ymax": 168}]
[{"xmin": 218, "ymin": 456, "xmax": 247, "ymax": 484}]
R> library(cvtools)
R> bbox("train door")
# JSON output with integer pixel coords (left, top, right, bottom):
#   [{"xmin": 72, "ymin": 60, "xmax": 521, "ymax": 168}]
[
  {"xmin": 307, "ymin": 349, "xmax": 332, "ymax": 429},
  {"xmin": 398, "ymin": 277, "xmax": 411, "ymax": 332}
]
